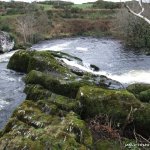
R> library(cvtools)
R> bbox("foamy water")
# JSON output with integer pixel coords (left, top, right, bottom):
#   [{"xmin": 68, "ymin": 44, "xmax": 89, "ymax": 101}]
[
  {"xmin": 0, "ymin": 50, "xmax": 25, "ymax": 129},
  {"xmin": 32, "ymin": 37, "xmax": 150, "ymax": 85}
]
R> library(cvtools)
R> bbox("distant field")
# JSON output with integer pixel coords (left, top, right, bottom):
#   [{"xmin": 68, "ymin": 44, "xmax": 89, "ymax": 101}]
[
  {"xmin": 72, "ymin": 3, "xmax": 93, "ymax": 9},
  {"xmin": 0, "ymin": 14, "xmax": 21, "ymax": 21},
  {"xmin": 37, "ymin": 4, "xmax": 53, "ymax": 10}
]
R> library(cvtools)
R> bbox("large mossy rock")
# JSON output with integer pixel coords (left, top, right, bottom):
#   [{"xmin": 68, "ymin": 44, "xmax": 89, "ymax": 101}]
[
  {"xmin": 7, "ymin": 50, "xmax": 69, "ymax": 74},
  {"xmin": 127, "ymin": 83, "xmax": 150, "ymax": 103},
  {"xmin": 24, "ymin": 84, "xmax": 81, "ymax": 113},
  {"xmin": 24, "ymin": 84, "xmax": 52, "ymax": 101},
  {"xmin": 76, "ymin": 86, "xmax": 150, "ymax": 136},
  {"xmin": 24, "ymin": 70, "xmax": 93, "ymax": 98},
  {"xmin": 7, "ymin": 50, "xmax": 31, "ymax": 72},
  {"xmin": 0, "ymin": 100, "xmax": 93, "ymax": 150},
  {"xmin": 77, "ymin": 86, "xmax": 140, "ymax": 119},
  {"xmin": 127, "ymin": 83, "xmax": 150, "ymax": 95}
]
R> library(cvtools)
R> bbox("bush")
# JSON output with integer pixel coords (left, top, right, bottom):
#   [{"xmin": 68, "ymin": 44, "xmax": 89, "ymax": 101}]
[{"xmin": 92, "ymin": 0, "xmax": 121, "ymax": 9}]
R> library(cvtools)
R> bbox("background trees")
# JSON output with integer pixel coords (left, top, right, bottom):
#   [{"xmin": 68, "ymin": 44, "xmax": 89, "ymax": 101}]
[
  {"xmin": 115, "ymin": 1, "xmax": 150, "ymax": 49},
  {"xmin": 15, "ymin": 4, "xmax": 50, "ymax": 45}
]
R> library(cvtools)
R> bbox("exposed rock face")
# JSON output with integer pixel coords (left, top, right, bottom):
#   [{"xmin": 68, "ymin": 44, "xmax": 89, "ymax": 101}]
[
  {"xmin": 0, "ymin": 31, "xmax": 14, "ymax": 53},
  {"xmin": 1, "ymin": 50, "xmax": 150, "ymax": 149}
]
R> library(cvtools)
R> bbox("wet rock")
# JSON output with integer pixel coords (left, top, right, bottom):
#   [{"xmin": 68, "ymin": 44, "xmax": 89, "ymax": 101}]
[
  {"xmin": 90, "ymin": 64, "xmax": 99, "ymax": 71},
  {"xmin": 71, "ymin": 67, "xmax": 84, "ymax": 76},
  {"xmin": 0, "ymin": 31, "xmax": 14, "ymax": 53}
]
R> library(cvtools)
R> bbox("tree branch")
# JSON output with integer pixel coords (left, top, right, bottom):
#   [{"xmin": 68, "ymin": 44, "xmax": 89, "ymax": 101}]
[{"xmin": 124, "ymin": 0, "xmax": 150, "ymax": 25}]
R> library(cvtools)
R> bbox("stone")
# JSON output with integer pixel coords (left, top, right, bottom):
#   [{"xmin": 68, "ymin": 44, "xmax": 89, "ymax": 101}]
[{"xmin": 0, "ymin": 31, "xmax": 14, "ymax": 53}]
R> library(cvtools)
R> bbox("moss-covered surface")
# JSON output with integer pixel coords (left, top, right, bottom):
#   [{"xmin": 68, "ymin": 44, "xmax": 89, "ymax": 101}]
[
  {"xmin": 7, "ymin": 50, "xmax": 69, "ymax": 74},
  {"xmin": 127, "ymin": 83, "xmax": 150, "ymax": 103},
  {"xmin": 127, "ymin": 83, "xmax": 150, "ymax": 95},
  {"xmin": 76, "ymin": 86, "xmax": 150, "ymax": 136},
  {"xmin": 7, "ymin": 50, "xmax": 31, "ymax": 72},
  {"xmin": 24, "ymin": 84, "xmax": 52, "ymax": 101},
  {"xmin": 0, "ymin": 100, "xmax": 93, "ymax": 150},
  {"xmin": 3, "ymin": 50, "xmax": 150, "ymax": 149},
  {"xmin": 77, "ymin": 86, "xmax": 140, "ymax": 119},
  {"xmin": 24, "ymin": 70, "xmax": 93, "ymax": 98}
]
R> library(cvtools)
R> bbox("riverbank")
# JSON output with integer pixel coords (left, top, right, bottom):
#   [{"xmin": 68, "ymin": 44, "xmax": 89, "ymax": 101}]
[{"xmin": 0, "ymin": 49, "xmax": 150, "ymax": 149}]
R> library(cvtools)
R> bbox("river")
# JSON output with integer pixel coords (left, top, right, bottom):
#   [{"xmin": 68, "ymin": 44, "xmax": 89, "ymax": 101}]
[
  {"xmin": 32, "ymin": 37, "xmax": 150, "ymax": 84},
  {"xmin": 0, "ymin": 37, "xmax": 150, "ymax": 129},
  {"xmin": 0, "ymin": 51, "xmax": 26, "ymax": 129}
]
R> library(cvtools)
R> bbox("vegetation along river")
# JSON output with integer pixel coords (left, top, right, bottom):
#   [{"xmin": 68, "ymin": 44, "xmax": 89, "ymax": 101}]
[{"xmin": 0, "ymin": 37, "xmax": 150, "ymax": 129}]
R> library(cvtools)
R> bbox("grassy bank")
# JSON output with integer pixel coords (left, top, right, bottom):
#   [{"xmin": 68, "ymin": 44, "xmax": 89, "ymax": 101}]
[{"xmin": 0, "ymin": 1, "xmax": 118, "ymax": 48}]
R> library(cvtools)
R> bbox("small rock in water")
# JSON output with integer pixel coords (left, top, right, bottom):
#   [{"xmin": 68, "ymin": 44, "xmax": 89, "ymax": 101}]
[{"xmin": 90, "ymin": 64, "xmax": 99, "ymax": 71}]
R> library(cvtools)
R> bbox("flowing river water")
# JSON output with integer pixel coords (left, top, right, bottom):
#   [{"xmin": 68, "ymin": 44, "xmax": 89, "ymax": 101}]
[{"xmin": 0, "ymin": 37, "xmax": 150, "ymax": 129}]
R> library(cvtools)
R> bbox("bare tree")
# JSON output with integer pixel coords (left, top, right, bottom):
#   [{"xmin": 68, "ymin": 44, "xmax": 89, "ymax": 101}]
[
  {"xmin": 124, "ymin": 0, "xmax": 150, "ymax": 25},
  {"xmin": 16, "ymin": 14, "xmax": 36, "ymax": 44}
]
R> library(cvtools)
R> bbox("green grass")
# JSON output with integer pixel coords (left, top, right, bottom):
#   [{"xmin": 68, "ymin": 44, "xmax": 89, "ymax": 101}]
[
  {"xmin": 83, "ymin": 10, "xmax": 117, "ymax": 19},
  {"xmin": 0, "ymin": 14, "xmax": 21, "ymax": 21},
  {"xmin": 72, "ymin": 3, "xmax": 93, "ymax": 9},
  {"xmin": 37, "ymin": 4, "xmax": 53, "ymax": 10}
]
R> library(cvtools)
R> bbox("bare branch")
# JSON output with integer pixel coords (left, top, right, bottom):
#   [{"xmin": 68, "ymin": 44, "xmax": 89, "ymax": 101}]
[
  {"xmin": 124, "ymin": 0, "xmax": 150, "ymax": 25},
  {"xmin": 138, "ymin": 0, "xmax": 144, "ymax": 15}
]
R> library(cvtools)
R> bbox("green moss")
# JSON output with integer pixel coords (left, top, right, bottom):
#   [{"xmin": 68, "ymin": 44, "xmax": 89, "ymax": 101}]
[
  {"xmin": 76, "ymin": 86, "xmax": 140, "ymax": 120},
  {"xmin": 25, "ymin": 70, "xmax": 91, "ymax": 98},
  {"xmin": 27, "ymin": 51, "xmax": 68, "ymax": 74},
  {"xmin": 24, "ymin": 84, "xmax": 52, "ymax": 101},
  {"xmin": 134, "ymin": 103, "xmax": 150, "ymax": 137},
  {"xmin": 139, "ymin": 89, "xmax": 150, "ymax": 103},
  {"xmin": 7, "ymin": 50, "xmax": 69, "ymax": 75},
  {"xmin": 7, "ymin": 50, "xmax": 31, "ymax": 72},
  {"xmin": 49, "ymin": 93, "xmax": 81, "ymax": 113},
  {"xmin": 127, "ymin": 83, "xmax": 150, "ymax": 103},
  {"xmin": 95, "ymin": 140, "xmax": 120, "ymax": 150},
  {"xmin": 37, "ymin": 100, "xmax": 59, "ymax": 115},
  {"xmin": 77, "ymin": 86, "xmax": 150, "ymax": 136},
  {"xmin": 127, "ymin": 83, "xmax": 150, "ymax": 95},
  {"xmin": 0, "ymin": 100, "xmax": 93, "ymax": 149}
]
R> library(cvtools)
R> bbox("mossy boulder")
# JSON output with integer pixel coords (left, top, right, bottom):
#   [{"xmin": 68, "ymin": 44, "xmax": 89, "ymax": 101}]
[
  {"xmin": 127, "ymin": 83, "xmax": 150, "ymax": 102},
  {"xmin": 76, "ymin": 86, "xmax": 140, "ymax": 119},
  {"xmin": 0, "ymin": 100, "xmax": 93, "ymax": 149},
  {"xmin": 7, "ymin": 50, "xmax": 31, "ymax": 72},
  {"xmin": 134, "ymin": 103, "xmax": 150, "ymax": 137},
  {"xmin": 127, "ymin": 83, "xmax": 150, "ymax": 95},
  {"xmin": 48, "ymin": 93, "xmax": 81, "ymax": 113},
  {"xmin": 27, "ymin": 51, "xmax": 68, "ymax": 74},
  {"xmin": 139, "ymin": 89, "xmax": 150, "ymax": 103},
  {"xmin": 25, "ymin": 70, "xmax": 93, "ymax": 98},
  {"xmin": 77, "ymin": 86, "xmax": 150, "ymax": 136},
  {"xmin": 24, "ymin": 84, "xmax": 52, "ymax": 101},
  {"xmin": 7, "ymin": 50, "xmax": 69, "ymax": 75}
]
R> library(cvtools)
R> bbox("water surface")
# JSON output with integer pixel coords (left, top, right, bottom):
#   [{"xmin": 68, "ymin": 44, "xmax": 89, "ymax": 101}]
[
  {"xmin": 32, "ymin": 37, "xmax": 150, "ymax": 84},
  {"xmin": 0, "ymin": 51, "xmax": 26, "ymax": 129}
]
